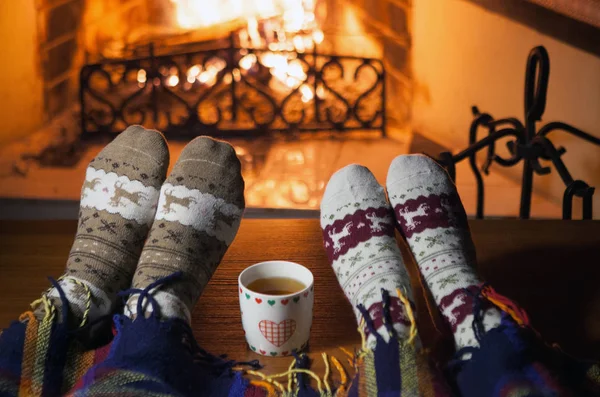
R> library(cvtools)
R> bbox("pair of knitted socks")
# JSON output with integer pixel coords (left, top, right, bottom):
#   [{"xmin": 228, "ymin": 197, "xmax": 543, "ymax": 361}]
[
  {"xmin": 320, "ymin": 155, "xmax": 501, "ymax": 350},
  {"xmin": 36, "ymin": 126, "xmax": 245, "ymax": 329}
]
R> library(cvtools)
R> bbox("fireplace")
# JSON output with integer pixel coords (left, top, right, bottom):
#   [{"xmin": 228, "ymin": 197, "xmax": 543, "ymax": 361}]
[
  {"xmin": 0, "ymin": 0, "xmax": 413, "ymax": 212},
  {"xmin": 0, "ymin": 0, "xmax": 598, "ymax": 219}
]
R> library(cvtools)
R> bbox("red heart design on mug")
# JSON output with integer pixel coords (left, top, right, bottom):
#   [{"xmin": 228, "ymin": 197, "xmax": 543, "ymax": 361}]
[
  {"xmin": 303, "ymin": 291, "xmax": 309, "ymax": 298},
  {"xmin": 281, "ymin": 299, "xmax": 289, "ymax": 305},
  {"xmin": 282, "ymin": 351, "xmax": 289, "ymax": 356},
  {"xmin": 259, "ymin": 319, "xmax": 296, "ymax": 347},
  {"xmin": 260, "ymin": 349, "xmax": 266, "ymax": 355},
  {"xmin": 255, "ymin": 298, "xmax": 262, "ymax": 304},
  {"xmin": 239, "ymin": 287, "xmax": 242, "ymax": 294}
]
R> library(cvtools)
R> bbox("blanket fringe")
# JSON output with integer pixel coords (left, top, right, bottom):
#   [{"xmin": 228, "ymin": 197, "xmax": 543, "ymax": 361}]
[{"xmin": 241, "ymin": 288, "xmax": 417, "ymax": 396}]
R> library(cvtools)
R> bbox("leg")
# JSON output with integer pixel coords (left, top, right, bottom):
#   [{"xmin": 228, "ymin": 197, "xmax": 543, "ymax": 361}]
[
  {"xmin": 386, "ymin": 154, "xmax": 501, "ymax": 352},
  {"xmin": 39, "ymin": 125, "xmax": 170, "ymax": 332},
  {"xmin": 320, "ymin": 164, "xmax": 452, "ymax": 396},
  {"xmin": 0, "ymin": 126, "xmax": 169, "ymax": 396},
  {"xmin": 125, "ymin": 136, "xmax": 245, "ymax": 322},
  {"xmin": 387, "ymin": 154, "xmax": 567, "ymax": 396},
  {"xmin": 72, "ymin": 137, "xmax": 248, "ymax": 396}
]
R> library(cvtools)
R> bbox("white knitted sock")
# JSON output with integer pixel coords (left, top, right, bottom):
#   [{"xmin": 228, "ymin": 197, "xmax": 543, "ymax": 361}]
[
  {"xmin": 386, "ymin": 154, "xmax": 502, "ymax": 350},
  {"xmin": 321, "ymin": 164, "xmax": 415, "ymax": 348}
]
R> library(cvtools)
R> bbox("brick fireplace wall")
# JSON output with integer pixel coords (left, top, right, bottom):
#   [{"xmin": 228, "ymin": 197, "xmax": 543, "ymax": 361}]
[
  {"xmin": 0, "ymin": 0, "xmax": 149, "ymax": 147},
  {"xmin": 43, "ymin": 0, "xmax": 149, "ymax": 118},
  {"xmin": 342, "ymin": 0, "xmax": 413, "ymax": 136},
  {"xmin": 0, "ymin": 0, "xmax": 411, "ymax": 147},
  {"xmin": 0, "ymin": 2, "xmax": 45, "ymax": 146},
  {"xmin": 38, "ymin": 0, "xmax": 85, "ymax": 120}
]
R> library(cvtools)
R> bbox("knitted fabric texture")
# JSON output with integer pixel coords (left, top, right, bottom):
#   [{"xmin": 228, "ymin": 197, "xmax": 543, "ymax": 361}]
[
  {"xmin": 38, "ymin": 126, "xmax": 169, "ymax": 328},
  {"xmin": 337, "ymin": 290, "xmax": 453, "ymax": 397},
  {"xmin": 320, "ymin": 164, "xmax": 414, "ymax": 347},
  {"xmin": 126, "ymin": 136, "xmax": 245, "ymax": 322},
  {"xmin": 386, "ymin": 154, "xmax": 502, "ymax": 351},
  {"xmin": 75, "ymin": 272, "xmax": 247, "ymax": 396}
]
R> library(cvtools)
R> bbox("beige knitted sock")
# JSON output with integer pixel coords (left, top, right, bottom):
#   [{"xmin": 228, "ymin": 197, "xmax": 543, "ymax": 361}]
[
  {"xmin": 125, "ymin": 136, "xmax": 245, "ymax": 323},
  {"xmin": 36, "ymin": 126, "xmax": 169, "ymax": 328}
]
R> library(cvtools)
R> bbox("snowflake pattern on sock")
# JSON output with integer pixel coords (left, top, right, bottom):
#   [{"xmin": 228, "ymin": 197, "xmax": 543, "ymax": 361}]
[
  {"xmin": 37, "ymin": 126, "xmax": 168, "ymax": 327},
  {"xmin": 321, "ymin": 165, "xmax": 415, "ymax": 348},
  {"xmin": 387, "ymin": 155, "xmax": 502, "ymax": 350},
  {"xmin": 127, "ymin": 136, "xmax": 245, "ymax": 323}
]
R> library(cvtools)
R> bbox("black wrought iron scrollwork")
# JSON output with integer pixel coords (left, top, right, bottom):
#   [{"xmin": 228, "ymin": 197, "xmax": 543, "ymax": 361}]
[
  {"xmin": 436, "ymin": 46, "xmax": 600, "ymax": 220},
  {"xmin": 80, "ymin": 40, "xmax": 385, "ymax": 140},
  {"xmin": 354, "ymin": 60, "xmax": 385, "ymax": 126}
]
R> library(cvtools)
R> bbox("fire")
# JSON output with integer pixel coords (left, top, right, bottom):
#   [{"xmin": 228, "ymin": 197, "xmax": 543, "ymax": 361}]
[
  {"xmin": 166, "ymin": 74, "xmax": 180, "ymax": 87},
  {"xmin": 156, "ymin": 0, "xmax": 325, "ymax": 104},
  {"xmin": 239, "ymin": 54, "xmax": 257, "ymax": 70},
  {"xmin": 137, "ymin": 69, "xmax": 147, "ymax": 85},
  {"xmin": 171, "ymin": 0, "xmax": 275, "ymax": 29},
  {"xmin": 171, "ymin": 0, "xmax": 322, "ymax": 51},
  {"xmin": 299, "ymin": 85, "xmax": 313, "ymax": 103},
  {"xmin": 171, "ymin": 0, "xmax": 307, "ymax": 30}
]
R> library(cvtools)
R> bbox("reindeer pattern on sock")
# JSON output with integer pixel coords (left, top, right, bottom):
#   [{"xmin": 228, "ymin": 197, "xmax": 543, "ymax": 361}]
[
  {"xmin": 399, "ymin": 203, "xmax": 429, "ymax": 231},
  {"xmin": 109, "ymin": 181, "xmax": 148, "ymax": 207},
  {"xmin": 323, "ymin": 206, "xmax": 396, "ymax": 260},
  {"xmin": 436, "ymin": 195, "xmax": 460, "ymax": 226},
  {"xmin": 365, "ymin": 211, "xmax": 390, "ymax": 232},
  {"xmin": 438, "ymin": 288, "xmax": 474, "ymax": 332},
  {"xmin": 441, "ymin": 294, "xmax": 465, "ymax": 326},
  {"xmin": 396, "ymin": 193, "xmax": 468, "ymax": 238},
  {"xmin": 328, "ymin": 221, "xmax": 353, "ymax": 254},
  {"xmin": 82, "ymin": 177, "xmax": 101, "ymax": 198},
  {"xmin": 212, "ymin": 211, "xmax": 241, "ymax": 232},
  {"xmin": 161, "ymin": 189, "xmax": 197, "ymax": 214}
]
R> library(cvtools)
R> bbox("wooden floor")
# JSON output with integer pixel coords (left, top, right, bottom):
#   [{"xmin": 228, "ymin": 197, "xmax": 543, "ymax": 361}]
[{"xmin": 1, "ymin": 219, "xmax": 599, "ymax": 377}]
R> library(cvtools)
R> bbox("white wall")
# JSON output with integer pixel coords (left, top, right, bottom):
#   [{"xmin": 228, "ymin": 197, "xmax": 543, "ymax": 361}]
[
  {"xmin": 412, "ymin": 0, "xmax": 600, "ymax": 217},
  {"xmin": 0, "ymin": 1, "xmax": 45, "ymax": 146}
]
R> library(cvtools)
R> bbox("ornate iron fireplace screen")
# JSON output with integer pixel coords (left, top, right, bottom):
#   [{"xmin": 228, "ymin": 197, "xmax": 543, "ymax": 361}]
[
  {"xmin": 79, "ymin": 37, "xmax": 386, "ymax": 140},
  {"xmin": 437, "ymin": 46, "xmax": 600, "ymax": 220}
]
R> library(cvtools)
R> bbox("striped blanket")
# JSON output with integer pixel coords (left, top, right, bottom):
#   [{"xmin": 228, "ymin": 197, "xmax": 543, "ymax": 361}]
[{"xmin": 0, "ymin": 285, "xmax": 598, "ymax": 396}]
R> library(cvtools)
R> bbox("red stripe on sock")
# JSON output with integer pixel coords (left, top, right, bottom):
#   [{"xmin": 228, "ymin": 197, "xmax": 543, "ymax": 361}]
[
  {"xmin": 394, "ymin": 193, "xmax": 468, "ymax": 238},
  {"xmin": 322, "ymin": 207, "xmax": 395, "ymax": 261},
  {"xmin": 438, "ymin": 286, "xmax": 480, "ymax": 333}
]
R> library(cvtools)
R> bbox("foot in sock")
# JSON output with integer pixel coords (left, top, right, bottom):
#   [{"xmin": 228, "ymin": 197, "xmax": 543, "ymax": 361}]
[
  {"xmin": 386, "ymin": 154, "xmax": 502, "ymax": 350},
  {"xmin": 126, "ymin": 136, "xmax": 245, "ymax": 323},
  {"xmin": 320, "ymin": 164, "xmax": 415, "ymax": 348},
  {"xmin": 35, "ymin": 126, "xmax": 169, "ymax": 329}
]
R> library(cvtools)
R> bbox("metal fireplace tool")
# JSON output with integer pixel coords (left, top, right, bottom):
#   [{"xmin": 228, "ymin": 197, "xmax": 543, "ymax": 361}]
[{"xmin": 436, "ymin": 46, "xmax": 600, "ymax": 220}]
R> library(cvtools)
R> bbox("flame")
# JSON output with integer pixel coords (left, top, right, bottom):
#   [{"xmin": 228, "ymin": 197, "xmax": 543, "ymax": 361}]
[
  {"xmin": 299, "ymin": 85, "xmax": 313, "ymax": 103},
  {"xmin": 171, "ymin": 1, "xmax": 320, "ymax": 45},
  {"xmin": 246, "ymin": 17, "xmax": 261, "ymax": 47},
  {"xmin": 137, "ymin": 69, "xmax": 147, "ymax": 84},
  {"xmin": 166, "ymin": 74, "xmax": 180, "ymax": 87},
  {"xmin": 170, "ymin": 0, "xmax": 324, "ymax": 103},
  {"xmin": 312, "ymin": 29, "xmax": 324, "ymax": 44},
  {"xmin": 172, "ymin": 0, "xmax": 279, "ymax": 29},
  {"xmin": 316, "ymin": 84, "xmax": 325, "ymax": 99},
  {"xmin": 287, "ymin": 60, "xmax": 306, "ymax": 80},
  {"xmin": 196, "ymin": 58, "xmax": 227, "ymax": 86},
  {"xmin": 239, "ymin": 53, "xmax": 257, "ymax": 70}
]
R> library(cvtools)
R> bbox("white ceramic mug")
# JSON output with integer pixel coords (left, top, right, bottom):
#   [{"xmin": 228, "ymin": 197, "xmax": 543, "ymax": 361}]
[{"xmin": 238, "ymin": 261, "xmax": 314, "ymax": 357}]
